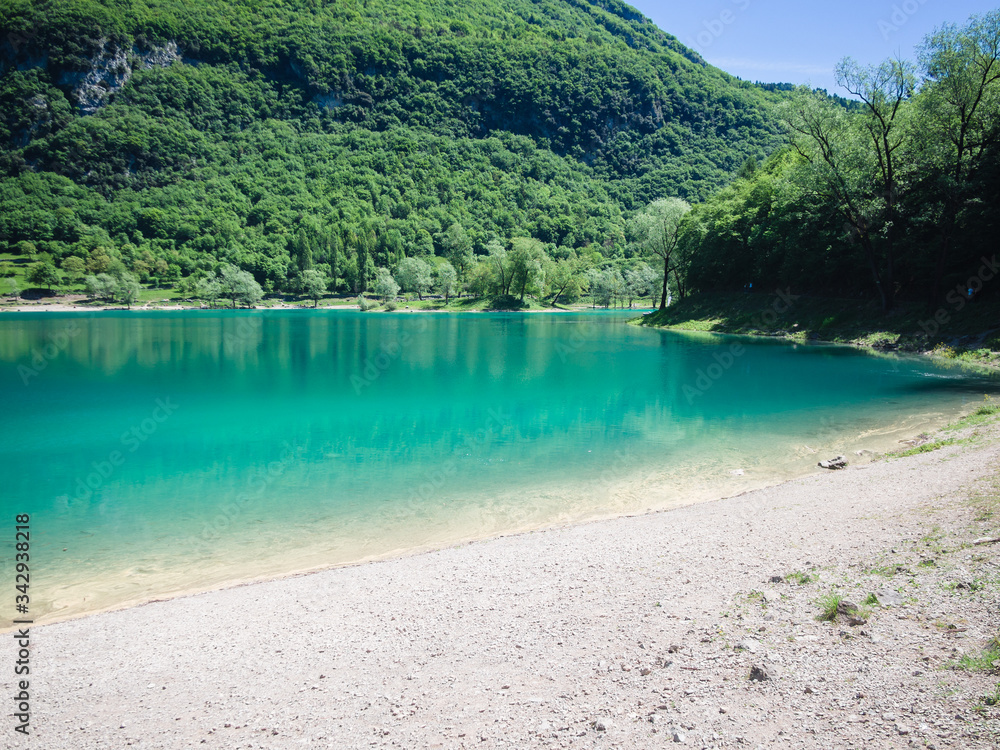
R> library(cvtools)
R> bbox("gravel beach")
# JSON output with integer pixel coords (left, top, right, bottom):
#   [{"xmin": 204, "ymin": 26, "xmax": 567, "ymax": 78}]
[{"xmin": 8, "ymin": 418, "xmax": 1000, "ymax": 750}]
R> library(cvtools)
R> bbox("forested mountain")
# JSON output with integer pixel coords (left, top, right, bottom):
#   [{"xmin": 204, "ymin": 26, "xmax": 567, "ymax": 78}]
[{"xmin": 0, "ymin": 0, "xmax": 788, "ymax": 296}]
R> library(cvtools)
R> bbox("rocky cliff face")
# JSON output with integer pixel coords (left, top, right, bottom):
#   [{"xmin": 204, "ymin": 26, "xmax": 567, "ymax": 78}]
[
  {"xmin": 57, "ymin": 39, "xmax": 179, "ymax": 114},
  {"xmin": 0, "ymin": 34, "xmax": 179, "ymax": 115}
]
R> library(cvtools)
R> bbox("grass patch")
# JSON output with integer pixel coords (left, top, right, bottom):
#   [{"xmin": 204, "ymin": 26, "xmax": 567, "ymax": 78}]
[
  {"xmin": 786, "ymin": 570, "xmax": 813, "ymax": 585},
  {"xmin": 816, "ymin": 592, "xmax": 842, "ymax": 621},
  {"xmin": 981, "ymin": 684, "xmax": 1000, "ymax": 707},
  {"xmin": 867, "ymin": 564, "xmax": 903, "ymax": 577},
  {"xmin": 948, "ymin": 397, "xmax": 1000, "ymax": 431},
  {"xmin": 953, "ymin": 636, "xmax": 1000, "ymax": 672},
  {"xmin": 895, "ymin": 438, "xmax": 964, "ymax": 458}
]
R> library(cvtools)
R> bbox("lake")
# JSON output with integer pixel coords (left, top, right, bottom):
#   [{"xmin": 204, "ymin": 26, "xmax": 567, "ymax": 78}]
[{"xmin": 2, "ymin": 309, "xmax": 997, "ymax": 623}]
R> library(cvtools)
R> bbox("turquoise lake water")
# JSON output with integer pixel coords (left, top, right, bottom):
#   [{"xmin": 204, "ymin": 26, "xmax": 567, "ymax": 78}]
[{"xmin": 1, "ymin": 310, "xmax": 998, "ymax": 623}]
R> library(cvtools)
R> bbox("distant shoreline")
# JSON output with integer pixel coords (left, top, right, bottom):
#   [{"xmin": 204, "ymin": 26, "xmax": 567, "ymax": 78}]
[{"xmin": 0, "ymin": 298, "xmax": 651, "ymax": 314}]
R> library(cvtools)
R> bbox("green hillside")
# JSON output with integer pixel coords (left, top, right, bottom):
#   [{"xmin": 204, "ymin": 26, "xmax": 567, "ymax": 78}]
[{"xmin": 0, "ymin": 0, "xmax": 787, "ymax": 297}]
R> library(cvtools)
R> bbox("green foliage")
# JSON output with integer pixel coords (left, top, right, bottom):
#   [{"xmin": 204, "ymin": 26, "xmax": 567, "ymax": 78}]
[
  {"xmin": 0, "ymin": 0, "xmax": 789, "ymax": 304},
  {"xmin": 816, "ymin": 591, "xmax": 842, "ymax": 621},
  {"xmin": 26, "ymin": 260, "xmax": 60, "ymax": 289},
  {"xmin": 298, "ymin": 268, "xmax": 328, "ymax": 306},
  {"xmin": 952, "ymin": 635, "xmax": 1000, "ymax": 672},
  {"xmin": 629, "ymin": 197, "xmax": 691, "ymax": 307},
  {"xmin": 217, "ymin": 263, "xmax": 263, "ymax": 308},
  {"xmin": 896, "ymin": 438, "xmax": 959, "ymax": 457},
  {"xmin": 372, "ymin": 267, "xmax": 400, "ymax": 302},
  {"xmin": 679, "ymin": 11, "xmax": 1000, "ymax": 311},
  {"xmin": 394, "ymin": 256, "xmax": 432, "ymax": 300},
  {"xmin": 84, "ymin": 272, "xmax": 116, "ymax": 301},
  {"xmin": 356, "ymin": 295, "xmax": 378, "ymax": 311},
  {"xmin": 433, "ymin": 261, "xmax": 458, "ymax": 301},
  {"xmin": 115, "ymin": 272, "xmax": 141, "ymax": 308}
]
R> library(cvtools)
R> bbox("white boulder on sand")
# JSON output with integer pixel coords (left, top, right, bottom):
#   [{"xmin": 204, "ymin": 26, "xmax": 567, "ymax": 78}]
[{"xmin": 9, "ymin": 420, "xmax": 1000, "ymax": 749}]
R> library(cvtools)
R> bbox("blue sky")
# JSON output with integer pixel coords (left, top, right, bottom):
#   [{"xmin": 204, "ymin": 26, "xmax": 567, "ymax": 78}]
[{"xmin": 628, "ymin": 0, "xmax": 999, "ymax": 93}]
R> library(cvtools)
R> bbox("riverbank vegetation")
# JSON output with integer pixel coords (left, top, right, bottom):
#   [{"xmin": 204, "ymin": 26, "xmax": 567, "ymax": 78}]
[{"xmin": 641, "ymin": 291, "xmax": 1000, "ymax": 367}]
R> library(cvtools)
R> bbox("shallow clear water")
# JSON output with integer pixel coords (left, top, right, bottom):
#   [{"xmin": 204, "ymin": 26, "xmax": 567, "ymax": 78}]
[{"xmin": 1, "ymin": 310, "xmax": 997, "ymax": 623}]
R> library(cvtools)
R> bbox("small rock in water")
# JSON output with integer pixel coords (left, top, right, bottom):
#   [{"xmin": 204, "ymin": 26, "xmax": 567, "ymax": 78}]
[
  {"xmin": 818, "ymin": 455, "xmax": 848, "ymax": 470},
  {"xmin": 730, "ymin": 469, "xmax": 745, "ymax": 476}
]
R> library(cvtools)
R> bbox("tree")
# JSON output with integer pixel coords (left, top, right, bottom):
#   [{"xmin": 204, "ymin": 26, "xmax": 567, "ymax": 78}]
[
  {"xmin": 86, "ymin": 247, "xmax": 114, "ymax": 275},
  {"xmin": 373, "ymin": 266, "xmax": 400, "ymax": 302},
  {"xmin": 84, "ymin": 273, "xmax": 117, "ymax": 301},
  {"xmin": 115, "ymin": 272, "xmax": 141, "ymax": 308},
  {"xmin": 545, "ymin": 251, "xmax": 587, "ymax": 306},
  {"xmin": 833, "ymin": 56, "xmax": 916, "ymax": 312},
  {"xmin": 917, "ymin": 11, "xmax": 1000, "ymax": 305},
  {"xmin": 586, "ymin": 267, "xmax": 624, "ymax": 308},
  {"xmin": 625, "ymin": 264, "xmax": 660, "ymax": 308},
  {"xmin": 485, "ymin": 239, "xmax": 512, "ymax": 296},
  {"xmin": 508, "ymin": 237, "xmax": 546, "ymax": 302},
  {"xmin": 394, "ymin": 256, "xmax": 432, "ymax": 300},
  {"xmin": 219, "ymin": 264, "xmax": 263, "ymax": 308},
  {"xmin": 783, "ymin": 90, "xmax": 888, "ymax": 311},
  {"xmin": 464, "ymin": 259, "xmax": 492, "ymax": 298},
  {"xmin": 434, "ymin": 261, "xmax": 458, "ymax": 302},
  {"xmin": 629, "ymin": 198, "xmax": 691, "ymax": 310},
  {"xmin": 196, "ymin": 277, "xmax": 222, "ymax": 307},
  {"xmin": 27, "ymin": 261, "xmax": 60, "ymax": 291},
  {"xmin": 61, "ymin": 256, "xmax": 86, "ymax": 282},
  {"xmin": 299, "ymin": 268, "xmax": 329, "ymax": 307},
  {"xmin": 441, "ymin": 223, "xmax": 473, "ymax": 282},
  {"xmin": 353, "ymin": 228, "xmax": 376, "ymax": 293}
]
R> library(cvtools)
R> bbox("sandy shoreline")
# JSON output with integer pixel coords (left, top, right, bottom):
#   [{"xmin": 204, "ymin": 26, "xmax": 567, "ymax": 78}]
[{"xmin": 9, "ymin": 416, "xmax": 999, "ymax": 748}]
